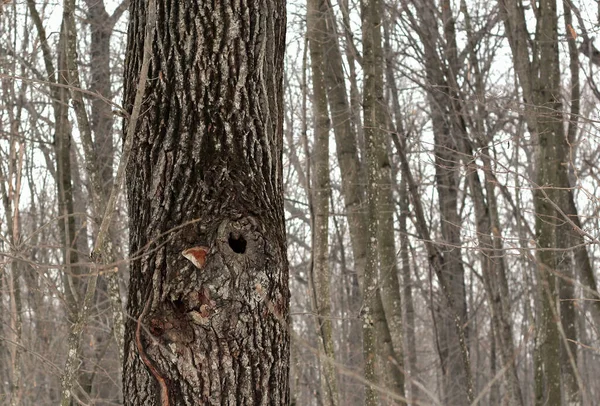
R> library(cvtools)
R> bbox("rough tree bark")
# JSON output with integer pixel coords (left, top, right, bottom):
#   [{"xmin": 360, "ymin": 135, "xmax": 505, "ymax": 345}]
[{"xmin": 123, "ymin": 1, "xmax": 289, "ymax": 404}]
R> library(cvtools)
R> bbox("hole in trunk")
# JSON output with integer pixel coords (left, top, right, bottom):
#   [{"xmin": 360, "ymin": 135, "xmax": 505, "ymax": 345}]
[
  {"xmin": 228, "ymin": 232, "xmax": 247, "ymax": 254},
  {"xmin": 172, "ymin": 299, "xmax": 186, "ymax": 313}
]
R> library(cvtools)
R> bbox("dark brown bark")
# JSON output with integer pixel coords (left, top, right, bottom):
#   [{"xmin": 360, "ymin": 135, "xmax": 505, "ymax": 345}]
[{"xmin": 123, "ymin": 1, "xmax": 289, "ymax": 405}]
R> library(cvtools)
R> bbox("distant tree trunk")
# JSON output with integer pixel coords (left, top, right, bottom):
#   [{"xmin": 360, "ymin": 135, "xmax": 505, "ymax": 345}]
[
  {"xmin": 317, "ymin": 5, "xmax": 364, "ymax": 402},
  {"xmin": 391, "ymin": 109, "xmax": 475, "ymax": 406},
  {"xmin": 307, "ymin": 0, "xmax": 340, "ymax": 403},
  {"xmin": 85, "ymin": 0, "xmax": 115, "ymax": 194},
  {"xmin": 398, "ymin": 179, "xmax": 417, "ymax": 405},
  {"xmin": 360, "ymin": 0, "xmax": 382, "ymax": 402},
  {"xmin": 383, "ymin": 25, "xmax": 419, "ymax": 401},
  {"xmin": 560, "ymin": 4, "xmax": 584, "ymax": 404},
  {"xmin": 405, "ymin": 1, "xmax": 470, "ymax": 402},
  {"xmin": 0, "ymin": 87, "xmax": 25, "ymax": 406},
  {"xmin": 122, "ymin": 0, "xmax": 289, "ymax": 404},
  {"xmin": 532, "ymin": 2, "xmax": 575, "ymax": 400},
  {"xmin": 374, "ymin": 73, "xmax": 405, "ymax": 406},
  {"xmin": 337, "ymin": 0, "xmax": 364, "ymax": 159},
  {"xmin": 499, "ymin": 0, "xmax": 579, "ymax": 403},
  {"xmin": 361, "ymin": 0, "xmax": 405, "ymax": 403},
  {"xmin": 83, "ymin": 0, "xmax": 127, "ymax": 373}
]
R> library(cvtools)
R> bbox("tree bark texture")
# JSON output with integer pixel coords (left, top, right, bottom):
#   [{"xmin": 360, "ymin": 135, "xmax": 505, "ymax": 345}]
[{"xmin": 123, "ymin": 1, "xmax": 289, "ymax": 405}]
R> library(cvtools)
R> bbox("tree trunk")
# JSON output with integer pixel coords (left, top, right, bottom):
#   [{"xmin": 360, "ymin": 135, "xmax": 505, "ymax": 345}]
[
  {"xmin": 307, "ymin": 0, "xmax": 340, "ymax": 403},
  {"xmin": 361, "ymin": 0, "xmax": 382, "ymax": 403},
  {"xmin": 383, "ymin": 29, "xmax": 419, "ymax": 402},
  {"xmin": 122, "ymin": 1, "xmax": 289, "ymax": 404},
  {"xmin": 83, "ymin": 0, "xmax": 127, "ymax": 377},
  {"xmin": 499, "ymin": 0, "xmax": 575, "ymax": 403},
  {"xmin": 361, "ymin": 0, "xmax": 406, "ymax": 402},
  {"xmin": 317, "ymin": 2, "xmax": 364, "ymax": 402}
]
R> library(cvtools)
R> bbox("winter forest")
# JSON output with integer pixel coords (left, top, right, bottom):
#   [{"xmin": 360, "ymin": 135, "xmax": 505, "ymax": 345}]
[{"xmin": 1, "ymin": 0, "xmax": 600, "ymax": 405}]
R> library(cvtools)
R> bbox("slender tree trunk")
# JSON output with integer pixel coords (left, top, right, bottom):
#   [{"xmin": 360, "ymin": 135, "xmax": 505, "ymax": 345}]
[
  {"xmin": 0, "ymin": 153, "xmax": 24, "ymax": 406},
  {"xmin": 84, "ymin": 0, "xmax": 127, "ymax": 369},
  {"xmin": 307, "ymin": 0, "xmax": 340, "ymax": 403},
  {"xmin": 391, "ymin": 130, "xmax": 475, "ymax": 404},
  {"xmin": 123, "ymin": 0, "xmax": 289, "ymax": 404},
  {"xmin": 0, "ymin": 41, "xmax": 27, "ymax": 405},
  {"xmin": 401, "ymin": 2, "xmax": 471, "ymax": 401},
  {"xmin": 464, "ymin": 144, "xmax": 525, "ymax": 406},
  {"xmin": 55, "ymin": 23, "xmax": 82, "ymax": 319},
  {"xmin": 361, "ymin": 0, "xmax": 406, "ymax": 403},
  {"xmin": 338, "ymin": 0, "xmax": 365, "ymax": 163},
  {"xmin": 361, "ymin": 0, "xmax": 382, "ymax": 402},
  {"xmin": 374, "ymin": 96, "xmax": 405, "ymax": 404},
  {"xmin": 558, "ymin": 5, "xmax": 582, "ymax": 405},
  {"xmin": 398, "ymin": 180, "xmax": 418, "ymax": 405},
  {"xmin": 383, "ymin": 28, "xmax": 419, "ymax": 402},
  {"xmin": 319, "ymin": 0, "xmax": 366, "ymax": 279},
  {"xmin": 317, "ymin": 3, "xmax": 364, "ymax": 402},
  {"xmin": 532, "ymin": 1, "xmax": 563, "ymax": 402},
  {"xmin": 499, "ymin": 0, "xmax": 573, "ymax": 402}
]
